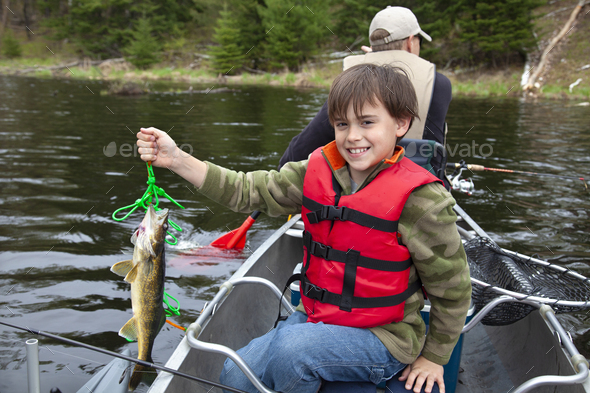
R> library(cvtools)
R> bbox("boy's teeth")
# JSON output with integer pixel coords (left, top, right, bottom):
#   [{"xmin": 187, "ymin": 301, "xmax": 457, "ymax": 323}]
[{"xmin": 349, "ymin": 148, "xmax": 368, "ymax": 154}]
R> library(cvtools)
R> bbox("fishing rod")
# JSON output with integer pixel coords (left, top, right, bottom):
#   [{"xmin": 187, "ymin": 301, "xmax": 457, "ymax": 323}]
[
  {"xmin": 447, "ymin": 161, "xmax": 588, "ymax": 190},
  {"xmin": 0, "ymin": 319, "xmax": 247, "ymax": 393}
]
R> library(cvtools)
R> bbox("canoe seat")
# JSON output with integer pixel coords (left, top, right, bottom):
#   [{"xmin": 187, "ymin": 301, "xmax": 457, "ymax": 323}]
[
  {"xmin": 397, "ymin": 138, "xmax": 449, "ymax": 189},
  {"xmin": 320, "ymin": 375, "xmax": 440, "ymax": 393}
]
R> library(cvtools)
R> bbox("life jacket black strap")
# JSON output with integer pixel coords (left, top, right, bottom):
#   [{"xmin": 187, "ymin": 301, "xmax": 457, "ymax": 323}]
[
  {"xmin": 301, "ymin": 276, "xmax": 422, "ymax": 309},
  {"xmin": 274, "ymin": 273, "xmax": 304, "ymax": 328},
  {"xmin": 303, "ymin": 232, "xmax": 412, "ymax": 272},
  {"xmin": 303, "ymin": 195, "xmax": 398, "ymax": 233}
]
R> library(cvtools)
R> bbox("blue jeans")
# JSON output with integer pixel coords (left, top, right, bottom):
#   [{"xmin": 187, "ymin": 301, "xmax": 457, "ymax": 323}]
[{"xmin": 220, "ymin": 311, "xmax": 406, "ymax": 393}]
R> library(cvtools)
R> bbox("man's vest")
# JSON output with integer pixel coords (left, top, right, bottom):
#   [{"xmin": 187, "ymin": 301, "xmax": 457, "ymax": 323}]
[
  {"xmin": 298, "ymin": 147, "xmax": 441, "ymax": 328},
  {"xmin": 343, "ymin": 50, "xmax": 435, "ymax": 141}
]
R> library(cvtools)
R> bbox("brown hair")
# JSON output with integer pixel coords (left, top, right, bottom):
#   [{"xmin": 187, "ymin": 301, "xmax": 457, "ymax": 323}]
[
  {"xmin": 370, "ymin": 29, "xmax": 406, "ymax": 52},
  {"xmin": 328, "ymin": 63, "xmax": 419, "ymax": 136}
]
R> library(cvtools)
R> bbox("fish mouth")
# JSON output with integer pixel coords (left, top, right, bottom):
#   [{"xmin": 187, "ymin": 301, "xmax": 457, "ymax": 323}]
[{"xmin": 131, "ymin": 206, "xmax": 170, "ymax": 256}]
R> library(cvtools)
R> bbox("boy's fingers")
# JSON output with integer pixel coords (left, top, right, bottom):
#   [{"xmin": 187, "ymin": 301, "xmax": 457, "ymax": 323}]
[
  {"xmin": 412, "ymin": 375, "xmax": 426, "ymax": 393},
  {"xmin": 140, "ymin": 127, "xmax": 160, "ymax": 133},
  {"xmin": 139, "ymin": 127, "xmax": 165, "ymax": 140},
  {"xmin": 424, "ymin": 377, "xmax": 434, "ymax": 393},
  {"xmin": 398, "ymin": 365, "xmax": 411, "ymax": 381},
  {"xmin": 404, "ymin": 371, "xmax": 417, "ymax": 390},
  {"xmin": 437, "ymin": 377, "xmax": 445, "ymax": 393},
  {"xmin": 137, "ymin": 131, "xmax": 155, "ymax": 141},
  {"xmin": 137, "ymin": 139, "xmax": 157, "ymax": 149}
]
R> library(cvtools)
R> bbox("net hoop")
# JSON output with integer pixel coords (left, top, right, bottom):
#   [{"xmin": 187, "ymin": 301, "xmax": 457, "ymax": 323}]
[{"xmin": 465, "ymin": 236, "xmax": 590, "ymax": 325}]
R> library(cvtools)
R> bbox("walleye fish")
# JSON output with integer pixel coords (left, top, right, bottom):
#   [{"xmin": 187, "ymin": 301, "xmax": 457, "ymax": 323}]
[{"xmin": 111, "ymin": 205, "xmax": 169, "ymax": 391}]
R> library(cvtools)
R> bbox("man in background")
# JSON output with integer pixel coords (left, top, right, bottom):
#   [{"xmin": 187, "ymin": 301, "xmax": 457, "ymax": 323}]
[{"xmin": 279, "ymin": 6, "xmax": 452, "ymax": 170}]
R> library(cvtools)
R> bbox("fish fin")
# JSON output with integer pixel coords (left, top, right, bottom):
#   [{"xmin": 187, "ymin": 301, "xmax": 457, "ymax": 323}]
[
  {"xmin": 119, "ymin": 317, "xmax": 138, "ymax": 342},
  {"xmin": 111, "ymin": 260, "xmax": 134, "ymax": 277},
  {"xmin": 124, "ymin": 264, "xmax": 139, "ymax": 283},
  {"xmin": 128, "ymin": 363, "xmax": 157, "ymax": 391}
]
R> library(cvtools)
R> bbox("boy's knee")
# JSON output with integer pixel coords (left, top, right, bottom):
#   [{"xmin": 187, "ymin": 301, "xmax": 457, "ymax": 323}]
[{"xmin": 220, "ymin": 358, "xmax": 240, "ymax": 386}]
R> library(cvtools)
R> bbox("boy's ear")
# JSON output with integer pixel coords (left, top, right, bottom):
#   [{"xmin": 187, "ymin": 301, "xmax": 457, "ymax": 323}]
[{"xmin": 395, "ymin": 117, "xmax": 412, "ymax": 138}]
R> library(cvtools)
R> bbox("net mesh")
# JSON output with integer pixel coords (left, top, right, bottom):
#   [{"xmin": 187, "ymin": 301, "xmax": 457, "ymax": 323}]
[{"xmin": 464, "ymin": 236, "xmax": 590, "ymax": 326}]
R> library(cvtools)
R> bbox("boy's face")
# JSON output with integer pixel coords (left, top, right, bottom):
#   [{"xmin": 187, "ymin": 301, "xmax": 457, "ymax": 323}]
[{"xmin": 334, "ymin": 99, "xmax": 410, "ymax": 185}]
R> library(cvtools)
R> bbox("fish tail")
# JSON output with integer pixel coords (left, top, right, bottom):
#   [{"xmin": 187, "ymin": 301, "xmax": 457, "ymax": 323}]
[{"xmin": 128, "ymin": 363, "xmax": 157, "ymax": 391}]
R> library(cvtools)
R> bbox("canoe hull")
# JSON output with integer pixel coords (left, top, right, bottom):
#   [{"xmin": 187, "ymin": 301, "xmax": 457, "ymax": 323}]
[{"xmin": 149, "ymin": 215, "xmax": 589, "ymax": 393}]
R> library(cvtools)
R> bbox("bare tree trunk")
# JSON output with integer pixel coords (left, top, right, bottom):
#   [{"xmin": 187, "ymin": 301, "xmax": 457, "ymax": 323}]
[
  {"xmin": 1, "ymin": 0, "xmax": 10, "ymax": 36},
  {"xmin": 23, "ymin": 0, "xmax": 31, "ymax": 39},
  {"xmin": 523, "ymin": 0, "xmax": 588, "ymax": 91}
]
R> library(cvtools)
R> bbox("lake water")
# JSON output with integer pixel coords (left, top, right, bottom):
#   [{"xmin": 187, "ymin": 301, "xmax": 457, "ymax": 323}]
[{"xmin": 1, "ymin": 75, "xmax": 589, "ymax": 392}]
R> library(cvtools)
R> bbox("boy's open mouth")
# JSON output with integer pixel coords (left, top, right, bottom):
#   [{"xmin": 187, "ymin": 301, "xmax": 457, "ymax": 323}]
[{"xmin": 348, "ymin": 148, "xmax": 369, "ymax": 154}]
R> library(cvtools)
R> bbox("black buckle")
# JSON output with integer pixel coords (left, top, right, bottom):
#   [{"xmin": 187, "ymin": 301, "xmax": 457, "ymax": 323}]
[
  {"xmin": 321, "ymin": 205, "xmax": 346, "ymax": 221},
  {"xmin": 304, "ymin": 283, "xmax": 327, "ymax": 302},
  {"xmin": 310, "ymin": 241, "xmax": 331, "ymax": 260}
]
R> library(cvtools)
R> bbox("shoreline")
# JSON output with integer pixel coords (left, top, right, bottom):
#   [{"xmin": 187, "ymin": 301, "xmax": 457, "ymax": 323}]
[{"xmin": 1, "ymin": 58, "xmax": 589, "ymax": 101}]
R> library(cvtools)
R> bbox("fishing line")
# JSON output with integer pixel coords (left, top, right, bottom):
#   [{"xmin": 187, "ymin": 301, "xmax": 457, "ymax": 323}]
[
  {"xmin": 41, "ymin": 346, "xmax": 107, "ymax": 365},
  {"xmin": 0, "ymin": 319, "xmax": 248, "ymax": 393},
  {"xmin": 447, "ymin": 161, "xmax": 588, "ymax": 189}
]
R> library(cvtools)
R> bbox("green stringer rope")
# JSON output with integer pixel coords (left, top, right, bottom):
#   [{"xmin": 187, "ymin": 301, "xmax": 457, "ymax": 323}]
[{"xmin": 112, "ymin": 163, "xmax": 185, "ymax": 245}]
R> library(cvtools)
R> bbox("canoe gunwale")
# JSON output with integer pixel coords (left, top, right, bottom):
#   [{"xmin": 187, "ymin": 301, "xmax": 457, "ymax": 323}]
[
  {"xmin": 183, "ymin": 276, "xmax": 294, "ymax": 393},
  {"xmin": 462, "ymin": 296, "xmax": 541, "ymax": 333}
]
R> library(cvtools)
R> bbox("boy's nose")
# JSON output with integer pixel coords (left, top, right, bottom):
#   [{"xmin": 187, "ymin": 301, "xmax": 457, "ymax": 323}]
[{"xmin": 347, "ymin": 125, "xmax": 363, "ymax": 141}]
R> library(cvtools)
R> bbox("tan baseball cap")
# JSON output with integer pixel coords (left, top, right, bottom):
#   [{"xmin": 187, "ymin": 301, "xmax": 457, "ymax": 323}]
[{"xmin": 369, "ymin": 6, "xmax": 432, "ymax": 46}]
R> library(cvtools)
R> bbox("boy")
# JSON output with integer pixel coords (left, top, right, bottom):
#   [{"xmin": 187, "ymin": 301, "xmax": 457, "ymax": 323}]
[{"xmin": 136, "ymin": 64, "xmax": 471, "ymax": 393}]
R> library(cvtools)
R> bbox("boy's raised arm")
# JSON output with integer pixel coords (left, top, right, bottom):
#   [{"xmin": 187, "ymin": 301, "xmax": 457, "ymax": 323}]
[{"xmin": 136, "ymin": 127, "xmax": 207, "ymax": 188}]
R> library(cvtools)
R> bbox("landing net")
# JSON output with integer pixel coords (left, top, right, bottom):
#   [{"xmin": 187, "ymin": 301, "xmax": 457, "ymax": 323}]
[{"xmin": 464, "ymin": 236, "xmax": 590, "ymax": 326}]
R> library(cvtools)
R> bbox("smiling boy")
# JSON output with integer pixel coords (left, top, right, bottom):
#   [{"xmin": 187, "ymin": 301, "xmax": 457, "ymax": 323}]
[{"xmin": 137, "ymin": 64, "xmax": 471, "ymax": 393}]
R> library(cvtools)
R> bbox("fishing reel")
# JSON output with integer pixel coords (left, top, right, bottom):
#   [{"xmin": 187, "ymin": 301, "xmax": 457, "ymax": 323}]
[{"xmin": 449, "ymin": 160, "xmax": 475, "ymax": 196}]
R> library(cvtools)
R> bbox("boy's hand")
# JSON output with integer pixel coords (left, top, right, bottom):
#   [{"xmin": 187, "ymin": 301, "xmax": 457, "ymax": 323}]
[
  {"xmin": 137, "ymin": 127, "xmax": 181, "ymax": 170},
  {"xmin": 398, "ymin": 356, "xmax": 444, "ymax": 393},
  {"xmin": 137, "ymin": 127, "xmax": 207, "ymax": 188}
]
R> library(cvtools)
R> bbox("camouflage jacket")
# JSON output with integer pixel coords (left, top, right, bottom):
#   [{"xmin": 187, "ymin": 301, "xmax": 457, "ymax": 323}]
[{"xmin": 197, "ymin": 142, "xmax": 471, "ymax": 365}]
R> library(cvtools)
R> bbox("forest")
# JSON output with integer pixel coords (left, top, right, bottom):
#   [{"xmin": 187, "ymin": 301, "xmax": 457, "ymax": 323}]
[{"xmin": 1, "ymin": 0, "xmax": 544, "ymax": 74}]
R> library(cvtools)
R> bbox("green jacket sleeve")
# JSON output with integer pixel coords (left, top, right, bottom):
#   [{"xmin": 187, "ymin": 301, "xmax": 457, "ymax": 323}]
[
  {"xmin": 197, "ymin": 159, "xmax": 308, "ymax": 217},
  {"xmin": 399, "ymin": 182, "xmax": 472, "ymax": 365}
]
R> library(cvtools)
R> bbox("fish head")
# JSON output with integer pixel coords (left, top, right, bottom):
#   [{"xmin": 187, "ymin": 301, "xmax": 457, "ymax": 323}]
[{"xmin": 131, "ymin": 205, "xmax": 170, "ymax": 257}]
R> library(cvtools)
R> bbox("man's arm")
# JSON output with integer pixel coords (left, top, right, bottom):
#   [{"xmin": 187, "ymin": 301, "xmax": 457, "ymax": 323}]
[
  {"xmin": 279, "ymin": 101, "xmax": 334, "ymax": 168},
  {"xmin": 423, "ymin": 72, "xmax": 452, "ymax": 146}
]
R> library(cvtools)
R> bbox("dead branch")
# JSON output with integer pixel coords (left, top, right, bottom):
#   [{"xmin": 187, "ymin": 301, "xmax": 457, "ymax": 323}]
[{"xmin": 523, "ymin": 0, "xmax": 588, "ymax": 91}]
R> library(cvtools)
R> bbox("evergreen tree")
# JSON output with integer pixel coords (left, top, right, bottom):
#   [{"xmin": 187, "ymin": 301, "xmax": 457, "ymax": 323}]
[
  {"xmin": 36, "ymin": 0, "xmax": 206, "ymax": 58},
  {"xmin": 124, "ymin": 17, "xmax": 162, "ymax": 69},
  {"xmin": 1, "ymin": 29, "xmax": 22, "ymax": 58},
  {"xmin": 227, "ymin": 0, "xmax": 266, "ymax": 69},
  {"xmin": 331, "ymin": 0, "xmax": 386, "ymax": 49},
  {"xmin": 258, "ymin": 0, "xmax": 330, "ymax": 71},
  {"xmin": 412, "ymin": 0, "xmax": 459, "ymax": 63},
  {"xmin": 209, "ymin": 8, "xmax": 246, "ymax": 75},
  {"xmin": 455, "ymin": 0, "xmax": 542, "ymax": 67}
]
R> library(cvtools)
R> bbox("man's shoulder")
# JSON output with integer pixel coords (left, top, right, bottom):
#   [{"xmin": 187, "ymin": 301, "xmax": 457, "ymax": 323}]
[
  {"xmin": 343, "ymin": 50, "xmax": 434, "ymax": 73},
  {"xmin": 433, "ymin": 71, "xmax": 452, "ymax": 96}
]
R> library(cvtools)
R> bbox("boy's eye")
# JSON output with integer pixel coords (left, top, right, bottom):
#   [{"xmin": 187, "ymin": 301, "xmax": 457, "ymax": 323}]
[{"xmin": 335, "ymin": 122, "xmax": 347, "ymax": 127}]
